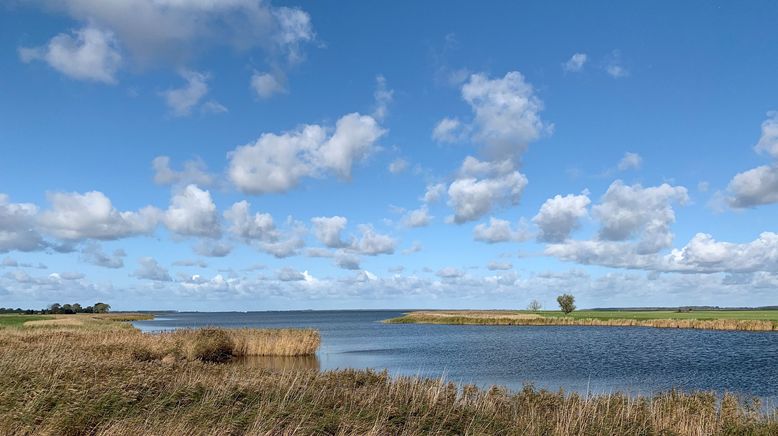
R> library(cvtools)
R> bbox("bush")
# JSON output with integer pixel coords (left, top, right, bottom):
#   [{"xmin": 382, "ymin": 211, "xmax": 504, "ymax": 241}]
[{"xmin": 189, "ymin": 328, "xmax": 235, "ymax": 363}]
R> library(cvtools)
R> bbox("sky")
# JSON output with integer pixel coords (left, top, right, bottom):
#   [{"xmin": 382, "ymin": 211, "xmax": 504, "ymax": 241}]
[{"xmin": 1, "ymin": 1, "xmax": 778, "ymax": 311}]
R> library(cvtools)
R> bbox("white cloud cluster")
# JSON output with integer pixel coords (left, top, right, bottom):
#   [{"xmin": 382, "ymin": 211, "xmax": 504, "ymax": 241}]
[
  {"xmin": 473, "ymin": 217, "xmax": 531, "ymax": 243},
  {"xmin": 372, "ymin": 75, "xmax": 393, "ymax": 121},
  {"xmin": 431, "ymin": 117, "xmax": 466, "ymax": 143},
  {"xmin": 228, "ymin": 113, "xmax": 385, "ymax": 194},
  {"xmin": 310, "ymin": 216, "xmax": 348, "ymax": 248},
  {"xmin": 726, "ymin": 113, "xmax": 778, "ymax": 208},
  {"xmin": 251, "ymin": 71, "xmax": 285, "ymax": 99},
  {"xmin": 447, "ymin": 157, "xmax": 528, "ymax": 223},
  {"xmin": 134, "ymin": 257, "xmax": 172, "ymax": 282},
  {"xmin": 224, "ymin": 201, "xmax": 304, "ymax": 258},
  {"xmin": 163, "ymin": 185, "xmax": 220, "ymax": 238},
  {"xmin": 402, "ymin": 207, "xmax": 432, "ymax": 228},
  {"xmin": 0, "ymin": 195, "xmax": 44, "ymax": 253},
  {"xmin": 533, "ymin": 193, "xmax": 591, "ymax": 242},
  {"xmin": 388, "ymin": 158, "xmax": 408, "ymax": 174},
  {"xmin": 161, "ymin": 70, "xmax": 225, "ymax": 116},
  {"xmin": 38, "ymin": 191, "xmax": 158, "ymax": 241},
  {"xmin": 81, "ymin": 243, "xmax": 126, "ymax": 269},
  {"xmin": 617, "ymin": 152, "xmax": 642, "ymax": 171},
  {"xmin": 20, "ymin": 25, "xmax": 121, "ymax": 83}
]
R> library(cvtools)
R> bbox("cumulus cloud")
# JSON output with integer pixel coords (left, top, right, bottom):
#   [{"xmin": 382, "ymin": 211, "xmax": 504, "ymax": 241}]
[
  {"xmin": 533, "ymin": 193, "xmax": 591, "ymax": 242},
  {"xmin": 0, "ymin": 194, "xmax": 45, "ymax": 253},
  {"xmin": 228, "ymin": 112, "xmax": 385, "ymax": 194},
  {"xmin": 193, "ymin": 240, "xmax": 232, "ymax": 257},
  {"xmin": 80, "ymin": 242, "xmax": 126, "ymax": 269},
  {"xmin": 38, "ymin": 191, "xmax": 158, "ymax": 241},
  {"xmin": 225, "ymin": 201, "xmax": 278, "ymax": 243},
  {"xmin": 617, "ymin": 152, "xmax": 642, "ymax": 171},
  {"xmin": 352, "ymin": 225, "xmax": 396, "ymax": 255},
  {"xmin": 592, "ymin": 181, "xmax": 688, "ymax": 254},
  {"xmin": 163, "ymin": 185, "xmax": 220, "ymax": 238},
  {"xmin": 431, "ymin": 117, "xmax": 466, "ymax": 143},
  {"xmin": 25, "ymin": 1, "xmax": 314, "ymax": 67},
  {"xmin": 422, "ymin": 183, "xmax": 446, "ymax": 203},
  {"xmin": 152, "ymin": 156, "xmax": 215, "ymax": 187},
  {"xmin": 310, "ymin": 216, "xmax": 348, "ymax": 248},
  {"xmin": 725, "ymin": 113, "xmax": 778, "ymax": 208},
  {"xmin": 402, "ymin": 207, "xmax": 432, "ymax": 228},
  {"xmin": 19, "ymin": 25, "xmax": 121, "ymax": 83},
  {"xmin": 436, "ymin": 267, "xmax": 464, "ymax": 278},
  {"xmin": 277, "ymin": 267, "xmax": 306, "ymax": 282},
  {"xmin": 563, "ymin": 53, "xmax": 587, "ymax": 72},
  {"xmin": 605, "ymin": 51, "xmax": 629, "ymax": 78},
  {"xmin": 133, "ymin": 257, "xmax": 172, "ymax": 282},
  {"xmin": 461, "ymin": 71, "xmax": 549, "ymax": 160},
  {"xmin": 251, "ymin": 71, "xmax": 285, "ymax": 99},
  {"xmin": 473, "ymin": 217, "xmax": 531, "ymax": 243},
  {"xmin": 447, "ymin": 157, "xmax": 528, "ymax": 223}
]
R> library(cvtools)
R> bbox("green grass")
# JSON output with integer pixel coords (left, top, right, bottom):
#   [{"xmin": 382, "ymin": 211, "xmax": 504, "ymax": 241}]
[
  {"xmin": 0, "ymin": 314, "xmax": 49, "ymax": 328},
  {"xmin": 540, "ymin": 310, "xmax": 778, "ymax": 321}
]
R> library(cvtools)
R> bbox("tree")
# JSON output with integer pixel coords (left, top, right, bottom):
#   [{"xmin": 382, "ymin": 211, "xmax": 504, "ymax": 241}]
[
  {"xmin": 48, "ymin": 303, "xmax": 62, "ymax": 314},
  {"xmin": 93, "ymin": 302, "xmax": 111, "ymax": 313},
  {"xmin": 527, "ymin": 300, "xmax": 542, "ymax": 311},
  {"xmin": 557, "ymin": 294, "xmax": 576, "ymax": 315}
]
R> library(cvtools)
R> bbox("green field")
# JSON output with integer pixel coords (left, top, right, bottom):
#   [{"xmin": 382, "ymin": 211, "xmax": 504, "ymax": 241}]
[
  {"xmin": 540, "ymin": 310, "xmax": 778, "ymax": 321},
  {"xmin": 0, "ymin": 314, "xmax": 49, "ymax": 328}
]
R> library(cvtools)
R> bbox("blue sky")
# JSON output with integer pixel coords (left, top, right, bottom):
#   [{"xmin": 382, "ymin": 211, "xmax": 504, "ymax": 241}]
[{"xmin": 1, "ymin": 1, "xmax": 778, "ymax": 311}]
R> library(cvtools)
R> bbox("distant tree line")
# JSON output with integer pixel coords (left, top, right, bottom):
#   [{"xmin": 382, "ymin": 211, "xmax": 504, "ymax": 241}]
[{"xmin": 0, "ymin": 302, "xmax": 110, "ymax": 315}]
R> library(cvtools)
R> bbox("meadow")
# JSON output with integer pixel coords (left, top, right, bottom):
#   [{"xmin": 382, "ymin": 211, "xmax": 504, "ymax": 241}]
[
  {"xmin": 1, "ymin": 314, "xmax": 777, "ymax": 435},
  {"xmin": 385, "ymin": 310, "xmax": 778, "ymax": 331}
]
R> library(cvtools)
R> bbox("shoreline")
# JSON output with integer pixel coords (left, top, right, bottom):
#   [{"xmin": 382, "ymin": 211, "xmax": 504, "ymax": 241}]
[{"xmin": 385, "ymin": 310, "xmax": 778, "ymax": 332}]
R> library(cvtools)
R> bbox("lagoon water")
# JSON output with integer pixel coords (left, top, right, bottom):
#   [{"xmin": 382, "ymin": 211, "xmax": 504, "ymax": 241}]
[{"xmin": 134, "ymin": 310, "xmax": 778, "ymax": 401}]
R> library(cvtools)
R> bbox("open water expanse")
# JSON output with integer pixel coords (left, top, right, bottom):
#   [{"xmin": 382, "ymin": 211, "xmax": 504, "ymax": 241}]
[{"xmin": 134, "ymin": 310, "xmax": 778, "ymax": 401}]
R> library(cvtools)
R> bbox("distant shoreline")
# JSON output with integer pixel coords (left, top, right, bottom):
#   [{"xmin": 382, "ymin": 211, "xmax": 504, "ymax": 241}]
[{"xmin": 384, "ymin": 310, "xmax": 778, "ymax": 332}]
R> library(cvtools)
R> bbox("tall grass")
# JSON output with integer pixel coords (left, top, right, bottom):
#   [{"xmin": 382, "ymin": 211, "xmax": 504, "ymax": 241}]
[
  {"xmin": 0, "ymin": 325, "xmax": 775, "ymax": 435},
  {"xmin": 387, "ymin": 311, "xmax": 778, "ymax": 331}
]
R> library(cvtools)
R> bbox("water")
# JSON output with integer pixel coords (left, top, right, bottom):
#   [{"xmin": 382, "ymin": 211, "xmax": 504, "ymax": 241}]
[{"xmin": 134, "ymin": 310, "xmax": 778, "ymax": 401}]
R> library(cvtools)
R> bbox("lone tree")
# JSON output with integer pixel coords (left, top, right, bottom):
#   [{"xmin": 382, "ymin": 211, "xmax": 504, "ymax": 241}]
[
  {"xmin": 557, "ymin": 294, "xmax": 576, "ymax": 315},
  {"xmin": 93, "ymin": 302, "xmax": 111, "ymax": 313},
  {"xmin": 527, "ymin": 300, "xmax": 542, "ymax": 312}
]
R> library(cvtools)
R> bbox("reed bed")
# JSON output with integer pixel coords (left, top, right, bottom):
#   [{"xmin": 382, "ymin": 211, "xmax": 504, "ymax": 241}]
[
  {"xmin": 0, "ymin": 325, "xmax": 775, "ymax": 435},
  {"xmin": 387, "ymin": 311, "xmax": 778, "ymax": 331}
]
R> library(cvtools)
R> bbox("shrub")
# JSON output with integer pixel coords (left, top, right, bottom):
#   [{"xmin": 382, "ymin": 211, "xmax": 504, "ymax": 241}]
[{"xmin": 188, "ymin": 328, "xmax": 235, "ymax": 363}]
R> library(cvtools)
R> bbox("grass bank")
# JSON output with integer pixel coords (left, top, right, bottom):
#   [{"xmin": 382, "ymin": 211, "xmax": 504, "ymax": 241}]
[
  {"xmin": 385, "ymin": 310, "xmax": 778, "ymax": 331},
  {"xmin": 1, "ymin": 322, "xmax": 777, "ymax": 435}
]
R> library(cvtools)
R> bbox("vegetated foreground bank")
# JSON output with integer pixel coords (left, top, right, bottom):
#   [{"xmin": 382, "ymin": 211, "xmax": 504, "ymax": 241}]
[
  {"xmin": 385, "ymin": 310, "xmax": 778, "ymax": 331},
  {"xmin": 0, "ymin": 317, "xmax": 777, "ymax": 435}
]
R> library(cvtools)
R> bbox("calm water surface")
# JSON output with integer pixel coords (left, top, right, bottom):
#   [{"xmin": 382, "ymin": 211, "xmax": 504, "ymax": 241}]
[{"xmin": 134, "ymin": 310, "xmax": 778, "ymax": 400}]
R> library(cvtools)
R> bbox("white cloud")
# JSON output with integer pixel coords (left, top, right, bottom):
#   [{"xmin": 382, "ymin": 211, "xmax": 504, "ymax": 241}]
[
  {"xmin": 228, "ymin": 112, "xmax": 385, "ymax": 194},
  {"xmin": 461, "ymin": 71, "xmax": 549, "ymax": 160},
  {"xmin": 422, "ymin": 183, "xmax": 446, "ymax": 203},
  {"xmin": 436, "ymin": 267, "xmax": 464, "ymax": 278},
  {"xmin": 19, "ymin": 25, "xmax": 121, "ymax": 84},
  {"xmin": 224, "ymin": 201, "xmax": 278, "ymax": 242},
  {"xmin": 372, "ymin": 75, "xmax": 393, "ymax": 121},
  {"xmin": 193, "ymin": 240, "xmax": 232, "ymax": 257},
  {"xmin": 447, "ymin": 157, "xmax": 528, "ymax": 223},
  {"xmin": 334, "ymin": 253, "xmax": 361, "ymax": 270},
  {"xmin": 563, "ymin": 53, "xmax": 587, "ymax": 72},
  {"xmin": 487, "ymin": 261, "xmax": 513, "ymax": 271},
  {"xmin": 38, "ymin": 191, "xmax": 158, "ymax": 241},
  {"xmin": 152, "ymin": 156, "xmax": 215, "ymax": 187},
  {"xmin": 388, "ymin": 158, "xmax": 408, "ymax": 174},
  {"xmin": 617, "ymin": 152, "xmax": 642, "ymax": 171},
  {"xmin": 0, "ymin": 194, "xmax": 45, "ymax": 253},
  {"xmin": 726, "ymin": 165, "xmax": 778, "ymax": 208},
  {"xmin": 201, "ymin": 100, "xmax": 228, "ymax": 114},
  {"xmin": 27, "ymin": 1, "xmax": 314, "ymax": 67},
  {"xmin": 162, "ymin": 70, "xmax": 210, "ymax": 116},
  {"xmin": 431, "ymin": 117, "xmax": 466, "ymax": 143},
  {"xmin": 754, "ymin": 111, "xmax": 778, "ymax": 159},
  {"xmin": 310, "ymin": 216, "xmax": 348, "ymax": 248},
  {"xmin": 80, "ymin": 243, "xmax": 126, "ymax": 269},
  {"xmin": 277, "ymin": 267, "xmax": 306, "ymax": 282},
  {"xmin": 592, "ymin": 181, "xmax": 688, "ymax": 254},
  {"xmin": 402, "ymin": 207, "xmax": 432, "ymax": 228},
  {"xmin": 251, "ymin": 72, "xmax": 285, "ymax": 99},
  {"xmin": 473, "ymin": 217, "xmax": 531, "ymax": 243},
  {"xmin": 606, "ymin": 65, "xmax": 628, "ymax": 78},
  {"xmin": 163, "ymin": 185, "xmax": 220, "ymax": 238},
  {"xmin": 533, "ymin": 193, "xmax": 591, "ymax": 242},
  {"xmin": 134, "ymin": 257, "xmax": 172, "ymax": 281},
  {"xmin": 352, "ymin": 225, "xmax": 395, "ymax": 255}
]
